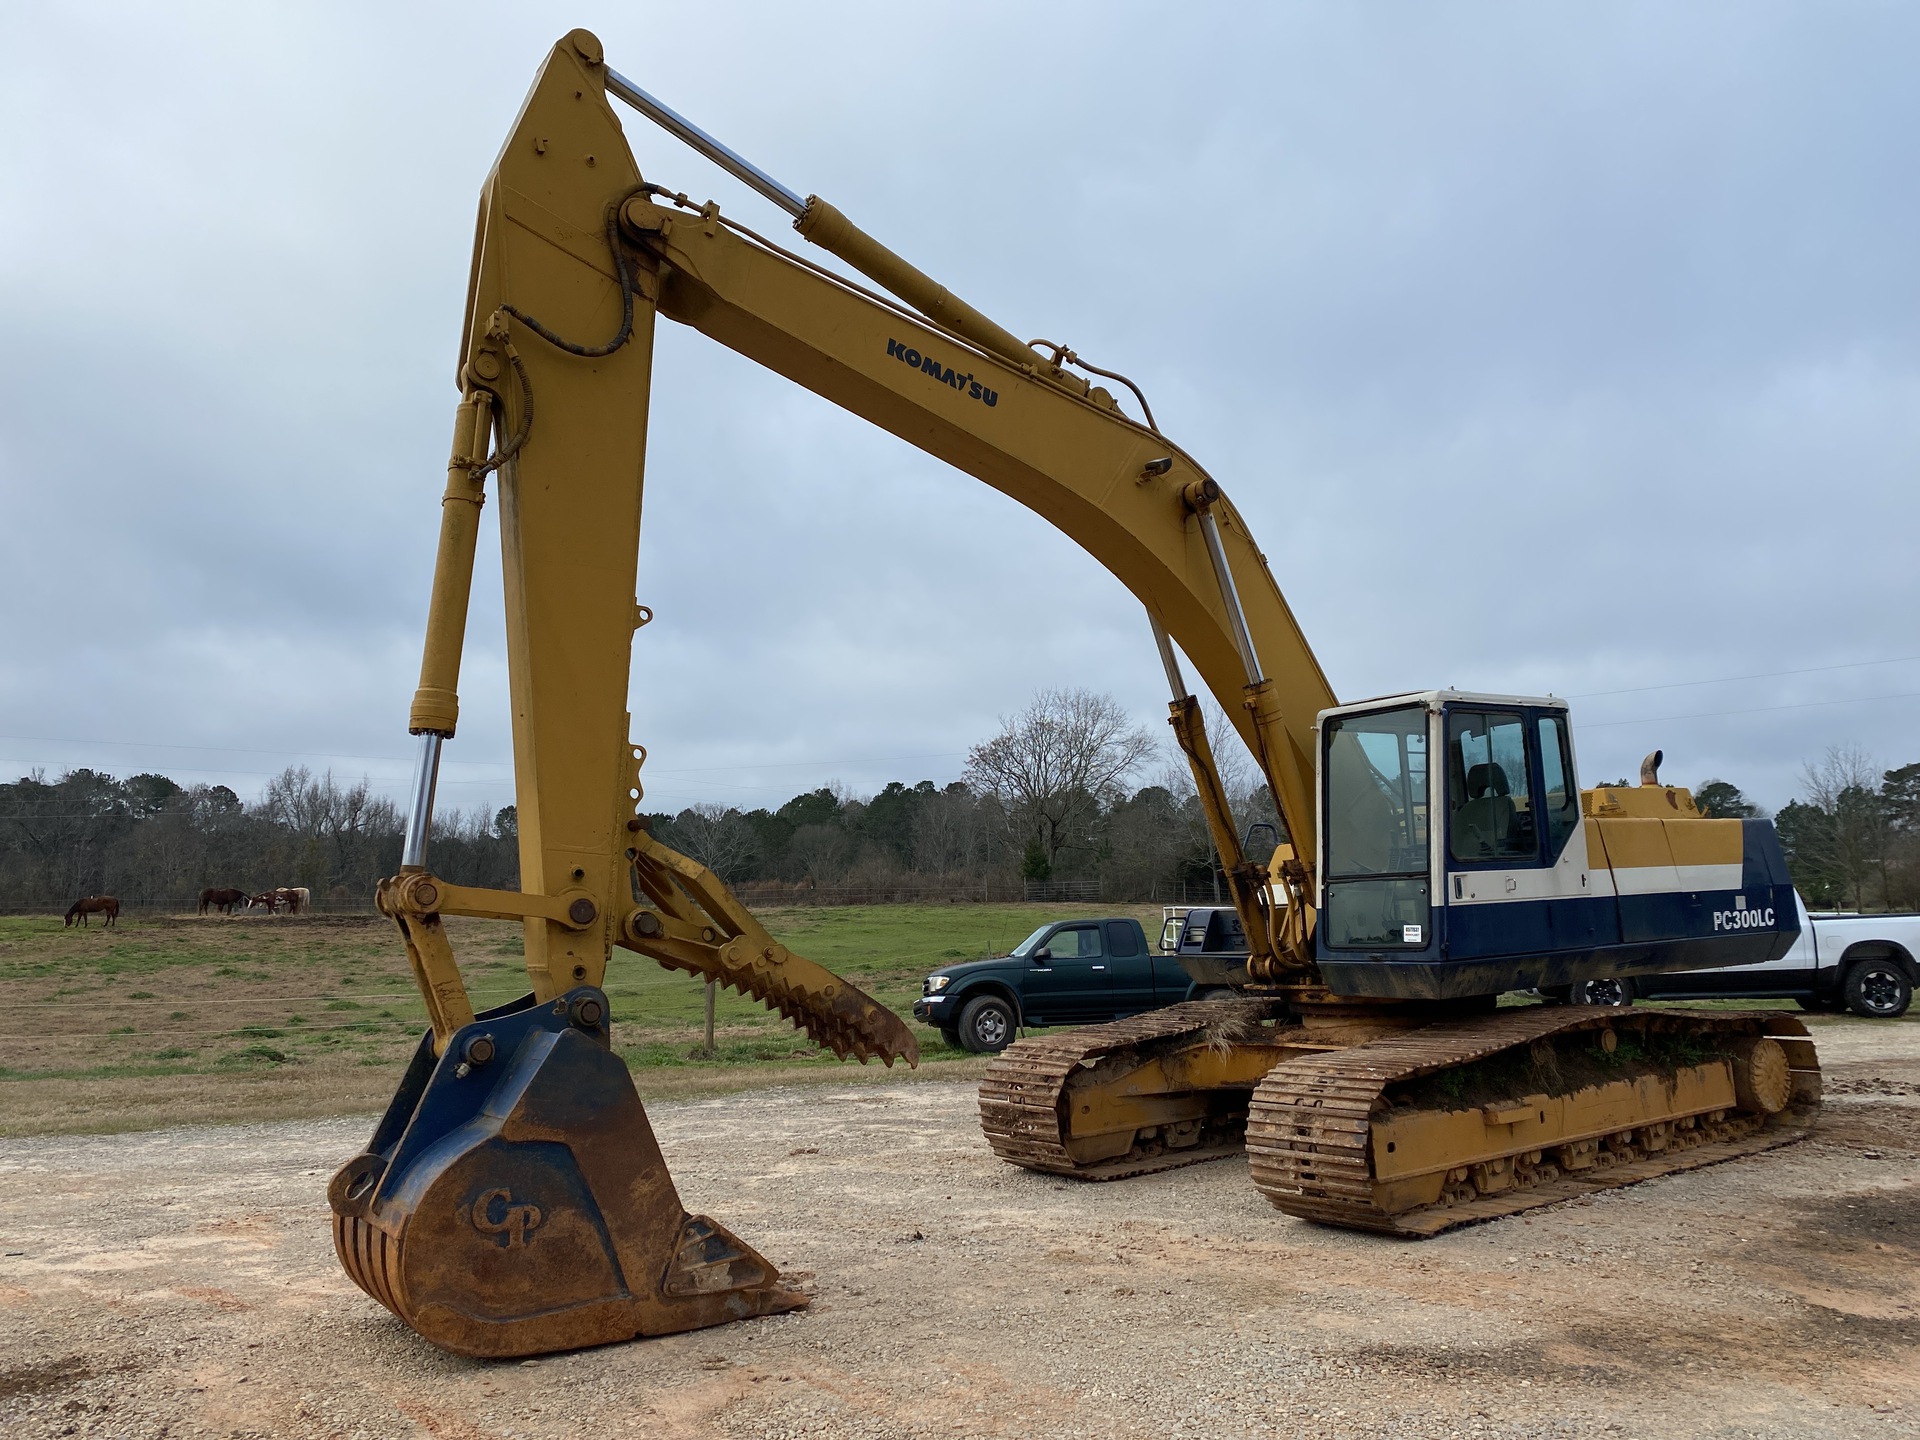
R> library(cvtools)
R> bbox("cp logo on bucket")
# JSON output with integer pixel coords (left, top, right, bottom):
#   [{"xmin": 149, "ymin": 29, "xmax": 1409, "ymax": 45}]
[{"xmin": 471, "ymin": 1188, "xmax": 544, "ymax": 1248}]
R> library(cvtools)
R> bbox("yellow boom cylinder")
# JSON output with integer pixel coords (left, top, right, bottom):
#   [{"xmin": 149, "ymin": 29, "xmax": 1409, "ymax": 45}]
[
  {"xmin": 795, "ymin": 197, "xmax": 1034, "ymax": 370},
  {"xmin": 407, "ymin": 393, "xmax": 491, "ymax": 737}
]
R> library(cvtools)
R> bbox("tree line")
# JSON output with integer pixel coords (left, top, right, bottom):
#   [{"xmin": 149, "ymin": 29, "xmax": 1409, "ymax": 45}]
[
  {"xmin": 3, "ymin": 692, "xmax": 1914, "ymax": 913},
  {"xmin": 0, "ymin": 766, "xmax": 515, "ymax": 910},
  {"xmin": 650, "ymin": 690, "xmax": 1267, "ymax": 900},
  {"xmin": 1769, "ymin": 747, "xmax": 1920, "ymax": 911},
  {"xmin": 0, "ymin": 691, "xmax": 1258, "ymax": 910}
]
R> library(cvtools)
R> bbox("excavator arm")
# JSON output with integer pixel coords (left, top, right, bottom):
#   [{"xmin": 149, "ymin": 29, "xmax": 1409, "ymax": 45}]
[{"xmin": 330, "ymin": 29, "xmax": 1336, "ymax": 1358}]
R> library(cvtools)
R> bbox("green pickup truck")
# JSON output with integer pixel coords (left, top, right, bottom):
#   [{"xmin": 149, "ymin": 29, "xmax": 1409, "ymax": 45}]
[{"xmin": 911, "ymin": 916, "xmax": 1200, "ymax": 1052}]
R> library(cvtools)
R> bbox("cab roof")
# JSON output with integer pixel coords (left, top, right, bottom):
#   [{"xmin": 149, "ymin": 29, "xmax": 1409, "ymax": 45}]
[{"xmin": 1316, "ymin": 689, "xmax": 1570, "ymax": 725}]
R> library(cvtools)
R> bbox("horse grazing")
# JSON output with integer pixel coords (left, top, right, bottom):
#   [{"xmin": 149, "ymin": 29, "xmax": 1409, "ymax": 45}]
[
  {"xmin": 248, "ymin": 892, "xmax": 281, "ymax": 915},
  {"xmin": 65, "ymin": 895, "xmax": 120, "ymax": 928},
  {"xmin": 271, "ymin": 886, "xmax": 310, "ymax": 915},
  {"xmin": 197, "ymin": 887, "xmax": 249, "ymax": 916}
]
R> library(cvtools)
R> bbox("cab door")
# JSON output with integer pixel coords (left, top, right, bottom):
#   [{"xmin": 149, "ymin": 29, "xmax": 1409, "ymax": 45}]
[{"xmin": 1442, "ymin": 707, "xmax": 1596, "ymax": 961}]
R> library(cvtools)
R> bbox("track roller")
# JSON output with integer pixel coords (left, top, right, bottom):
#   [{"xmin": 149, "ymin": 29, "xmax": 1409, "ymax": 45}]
[{"xmin": 1246, "ymin": 1005, "xmax": 1821, "ymax": 1236}]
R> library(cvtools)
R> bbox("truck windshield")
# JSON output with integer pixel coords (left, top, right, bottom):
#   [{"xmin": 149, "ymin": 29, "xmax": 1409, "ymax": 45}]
[
  {"xmin": 1008, "ymin": 925, "xmax": 1052, "ymax": 958},
  {"xmin": 1324, "ymin": 705, "xmax": 1429, "ymax": 878}
]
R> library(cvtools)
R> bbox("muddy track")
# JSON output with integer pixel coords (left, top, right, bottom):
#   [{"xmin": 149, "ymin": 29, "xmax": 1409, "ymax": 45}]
[
  {"xmin": 977, "ymin": 998, "xmax": 1282, "ymax": 1176},
  {"xmin": 1248, "ymin": 1005, "xmax": 1821, "ymax": 1234}
]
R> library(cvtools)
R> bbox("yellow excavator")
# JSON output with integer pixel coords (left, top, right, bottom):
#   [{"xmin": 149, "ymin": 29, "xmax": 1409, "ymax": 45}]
[{"xmin": 330, "ymin": 30, "xmax": 1821, "ymax": 1357}]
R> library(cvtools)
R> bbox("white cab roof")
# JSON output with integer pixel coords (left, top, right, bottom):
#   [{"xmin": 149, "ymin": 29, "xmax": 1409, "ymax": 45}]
[{"xmin": 1317, "ymin": 689, "xmax": 1569, "ymax": 726}]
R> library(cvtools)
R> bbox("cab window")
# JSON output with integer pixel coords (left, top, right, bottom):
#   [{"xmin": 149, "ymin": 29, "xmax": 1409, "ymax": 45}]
[
  {"xmin": 1045, "ymin": 926, "xmax": 1103, "ymax": 960},
  {"xmin": 1446, "ymin": 711, "xmax": 1536, "ymax": 863},
  {"xmin": 1537, "ymin": 714, "xmax": 1579, "ymax": 859},
  {"xmin": 1323, "ymin": 706, "xmax": 1429, "ymax": 877},
  {"xmin": 1104, "ymin": 921, "xmax": 1142, "ymax": 958}
]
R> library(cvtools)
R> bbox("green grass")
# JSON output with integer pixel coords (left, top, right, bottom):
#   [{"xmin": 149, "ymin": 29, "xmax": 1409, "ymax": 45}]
[{"xmin": 0, "ymin": 903, "xmax": 1157, "ymax": 1132}]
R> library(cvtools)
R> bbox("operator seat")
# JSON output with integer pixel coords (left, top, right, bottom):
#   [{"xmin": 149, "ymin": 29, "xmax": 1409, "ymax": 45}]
[{"xmin": 1454, "ymin": 762, "xmax": 1516, "ymax": 857}]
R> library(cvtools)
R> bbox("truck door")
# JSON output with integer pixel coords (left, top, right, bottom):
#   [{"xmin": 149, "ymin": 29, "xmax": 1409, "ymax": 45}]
[
  {"xmin": 1019, "ymin": 923, "xmax": 1107, "ymax": 1024},
  {"xmin": 1102, "ymin": 920, "xmax": 1158, "ymax": 1014}
]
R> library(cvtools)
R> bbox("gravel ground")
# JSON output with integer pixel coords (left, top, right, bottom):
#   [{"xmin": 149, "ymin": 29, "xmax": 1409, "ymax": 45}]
[{"xmin": 0, "ymin": 1017, "xmax": 1914, "ymax": 1439}]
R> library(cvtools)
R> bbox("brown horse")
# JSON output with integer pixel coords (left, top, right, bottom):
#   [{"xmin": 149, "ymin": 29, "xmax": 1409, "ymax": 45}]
[
  {"xmin": 249, "ymin": 892, "xmax": 281, "ymax": 914},
  {"xmin": 197, "ymin": 887, "xmax": 249, "ymax": 916},
  {"xmin": 65, "ymin": 895, "xmax": 120, "ymax": 928}
]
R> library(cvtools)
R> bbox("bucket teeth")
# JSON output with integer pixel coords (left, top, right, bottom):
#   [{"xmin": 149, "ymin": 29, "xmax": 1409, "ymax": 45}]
[
  {"xmin": 653, "ymin": 946, "xmax": 919, "ymax": 1068},
  {"xmin": 625, "ymin": 831, "xmax": 918, "ymax": 1067}
]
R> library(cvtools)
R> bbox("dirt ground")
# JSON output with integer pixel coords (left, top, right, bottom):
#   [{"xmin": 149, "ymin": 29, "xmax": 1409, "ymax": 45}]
[{"xmin": 0, "ymin": 1017, "xmax": 1914, "ymax": 1439}]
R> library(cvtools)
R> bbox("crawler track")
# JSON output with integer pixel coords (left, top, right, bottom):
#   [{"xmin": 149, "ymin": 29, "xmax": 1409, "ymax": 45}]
[
  {"xmin": 1245, "ymin": 1005, "xmax": 1820, "ymax": 1236},
  {"xmin": 978, "ymin": 999, "xmax": 1286, "ymax": 1179}
]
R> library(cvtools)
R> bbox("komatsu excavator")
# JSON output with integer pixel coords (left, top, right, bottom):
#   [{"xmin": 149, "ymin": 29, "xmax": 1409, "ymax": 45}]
[{"xmin": 330, "ymin": 30, "xmax": 1821, "ymax": 1357}]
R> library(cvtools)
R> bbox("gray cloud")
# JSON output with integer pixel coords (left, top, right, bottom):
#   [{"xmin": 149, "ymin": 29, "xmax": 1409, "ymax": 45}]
[{"xmin": 2, "ymin": 1, "xmax": 1915, "ymax": 824}]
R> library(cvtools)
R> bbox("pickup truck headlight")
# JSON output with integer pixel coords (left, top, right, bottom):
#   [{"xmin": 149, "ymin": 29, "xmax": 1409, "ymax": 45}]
[{"xmin": 923, "ymin": 975, "xmax": 951, "ymax": 995}]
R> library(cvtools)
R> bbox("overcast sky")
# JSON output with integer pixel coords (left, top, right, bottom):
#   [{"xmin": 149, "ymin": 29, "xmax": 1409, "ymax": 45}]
[{"xmin": 2, "ymin": 2, "xmax": 1915, "ymax": 826}]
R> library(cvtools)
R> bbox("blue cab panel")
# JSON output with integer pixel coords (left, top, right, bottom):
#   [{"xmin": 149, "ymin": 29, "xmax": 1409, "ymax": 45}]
[{"xmin": 1320, "ymin": 820, "xmax": 1800, "ymax": 1001}]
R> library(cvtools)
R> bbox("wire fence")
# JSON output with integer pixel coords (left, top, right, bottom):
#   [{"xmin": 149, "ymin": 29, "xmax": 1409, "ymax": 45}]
[
  {"xmin": 0, "ymin": 895, "xmax": 379, "ymax": 918},
  {"xmin": 5, "ymin": 873, "xmax": 1235, "ymax": 917}
]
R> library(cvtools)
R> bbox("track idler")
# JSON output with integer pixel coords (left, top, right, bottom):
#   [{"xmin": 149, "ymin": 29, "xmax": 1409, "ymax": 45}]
[{"xmin": 329, "ymin": 987, "xmax": 804, "ymax": 1357}]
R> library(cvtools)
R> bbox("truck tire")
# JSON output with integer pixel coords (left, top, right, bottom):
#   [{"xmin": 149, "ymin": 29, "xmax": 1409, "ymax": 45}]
[
  {"xmin": 1570, "ymin": 977, "xmax": 1633, "ymax": 1006},
  {"xmin": 957, "ymin": 994, "xmax": 1017, "ymax": 1053},
  {"xmin": 1842, "ymin": 958, "xmax": 1913, "ymax": 1019}
]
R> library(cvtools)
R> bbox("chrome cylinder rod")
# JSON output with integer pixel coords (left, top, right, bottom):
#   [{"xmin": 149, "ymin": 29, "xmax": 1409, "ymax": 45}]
[
  {"xmin": 401, "ymin": 732, "xmax": 443, "ymax": 869},
  {"xmin": 1148, "ymin": 613, "xmax": 1190, "ymax": 701},
  {"xmin": 604, "ymin": 67, "xmax": 807, "ymax": 217},
  {"xmin": 1196, "ymin": 509, "xmax": 1265, "ymax": 686}
]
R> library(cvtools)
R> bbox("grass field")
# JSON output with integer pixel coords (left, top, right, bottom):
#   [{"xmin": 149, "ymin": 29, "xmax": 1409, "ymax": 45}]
[
  {"xmin": 5, "ymin": 903, "xmax": 1878, "ymax": 1139},
  {"xmin": 0, "ymin": 902, "xmax": 1165, "ymax": 1136}
]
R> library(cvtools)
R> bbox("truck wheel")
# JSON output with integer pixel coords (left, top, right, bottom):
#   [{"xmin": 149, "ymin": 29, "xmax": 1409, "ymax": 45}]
[
  {"xmin": 1570, "ymin": 977, "xmax": 1633, "ymax": 1006},
  {"xmin": 1843, "ymin": 959, "xmax": 1913, "ymax": 1019},
  {"xmin": 958, "ymin": 995, "xmax": 1016, "ymax": 1053}
]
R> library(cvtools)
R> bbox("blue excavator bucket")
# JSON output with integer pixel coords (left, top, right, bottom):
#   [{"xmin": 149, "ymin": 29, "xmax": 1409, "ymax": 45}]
[{"xmin": 329, "ymin": 987, "xmax": 805, "ymax": 1357}]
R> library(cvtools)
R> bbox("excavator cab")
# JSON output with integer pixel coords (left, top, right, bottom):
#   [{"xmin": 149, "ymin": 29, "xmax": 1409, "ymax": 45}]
[{"xmin": 1313, "ymin": 691, "xmax": 1800, "ymax": 1001}]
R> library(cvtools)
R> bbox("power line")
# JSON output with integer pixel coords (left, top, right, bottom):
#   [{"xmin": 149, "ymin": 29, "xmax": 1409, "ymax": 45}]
[
  {"xmin": 8, "ymin": 650, "xmax": 1916, "ymax": 780},
  {"xmin": 1569, "ymin": 653, "xmax": 1920, "ymax": 700},
  {"xmin": 1581, "ymin": 690, "xmax": 1920, "ymax": 729}
]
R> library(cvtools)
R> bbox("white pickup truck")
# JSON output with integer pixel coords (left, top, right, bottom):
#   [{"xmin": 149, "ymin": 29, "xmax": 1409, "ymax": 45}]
[{"xmin": 1569, "ymin": 891, "xmax": 1918, "ymax": 1018}]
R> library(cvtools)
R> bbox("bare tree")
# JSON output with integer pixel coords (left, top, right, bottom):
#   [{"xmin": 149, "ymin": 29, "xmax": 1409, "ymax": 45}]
[
  {"xmin": 910, "ymin": 782, "xmax": 980, "ymax": 875},
  {"xmin": 1799, "ymin": 744, "xmax": 1892, "ymax": 909},
  {"xmin": 1159, "ymin": 699, "xmax": 1260, "ymax": 810},
  {"xmin": 964, "ymin": 689, "xmax": 1155, "ymax": 873},
  {"xmin": 1153, "ymin": 698, "xmax": 1286, "ymax": 895},
  {"xmin": 671, "ymin": 802, "xmax": 759, "ymax": 882},
  {"xmin": 788, "ymin": 822, "xmax": 852, "ymax": 885}
]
